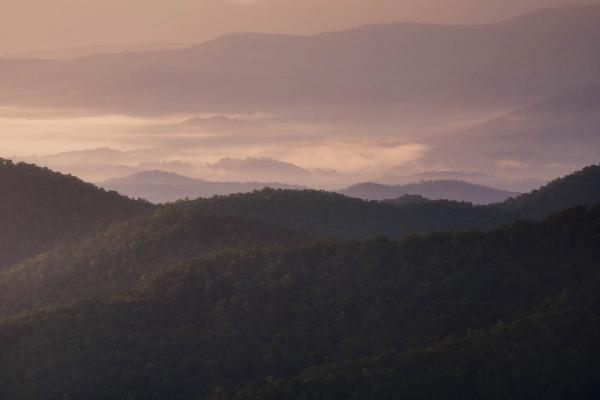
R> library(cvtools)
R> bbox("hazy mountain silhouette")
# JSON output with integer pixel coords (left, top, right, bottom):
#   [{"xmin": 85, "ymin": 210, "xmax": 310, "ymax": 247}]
[
  {"xmin": 432, "ymin": 82, "xmax": 600, "ymax": 175},
  {"xmin": 0, "ymin": 4, "xmax": 599, "ymax": 116},
  {"xmin": 1, "ymin": 0, "xmax": 596, "ymax": 56},
  {"xmin": 341, "ymin": 180, "xmax": 519, "ymax": 204},
  {"xmin": 101, "ymin": 170, "xmax": 302, "ymax": 203}
]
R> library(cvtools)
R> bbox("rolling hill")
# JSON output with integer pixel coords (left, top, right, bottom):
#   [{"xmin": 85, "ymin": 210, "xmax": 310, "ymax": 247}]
[
  {"xmin": 341, "ymin": 180, "xmax": 519, "ymax": 204},
  {"xmin": 1, "ymin": 163, "xmax": 599, "ymax": 322}
]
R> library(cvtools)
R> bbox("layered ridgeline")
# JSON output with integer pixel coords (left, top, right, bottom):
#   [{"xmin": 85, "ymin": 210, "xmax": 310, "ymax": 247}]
[
  {"xmin": 0, "ymin": 159, "xmax": 151, "ymax": 269},
  {"xmin": 0, "ymin": 204, "xmax": 598, "ymax": 399},
  {"xmin": 0, "ymin": 4, "xmax": 599, "ymax": 115},
  {"xmin": 0, "ymin": 165, "xmax": 599, "ymax": 322},
  {"xmin": 340, "ymin": 180, "xmax": 519, "ymax": 204}
]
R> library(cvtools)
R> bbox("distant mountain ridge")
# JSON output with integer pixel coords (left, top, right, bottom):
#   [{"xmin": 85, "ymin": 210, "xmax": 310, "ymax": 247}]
[
  {"xmin": 432, "ymin": 82, "xmax": 600, "ymax": 175},
  {"xmin": 341, "ymin": 180, "xmax": 519, "ymax": 204},
  {"xmin": 101, "ymin": 170, "xmax": 303, "ymax": 203},
  {"xmin": 2, "ymin": 0, "xmax": 595, "ymax": 57},
  {"xmin": 0, "ymin": 4, "xmax": 599, "ymax": 116}
]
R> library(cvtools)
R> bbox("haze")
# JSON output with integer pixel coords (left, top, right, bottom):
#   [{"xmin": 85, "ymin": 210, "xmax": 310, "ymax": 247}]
[
  {"xmin": 0, "ymin": 0, "xmax": 595, "ymax": 56},
  {"xmin": 1, "ymin": 0, "xmax": 599, "ymax": 192}
]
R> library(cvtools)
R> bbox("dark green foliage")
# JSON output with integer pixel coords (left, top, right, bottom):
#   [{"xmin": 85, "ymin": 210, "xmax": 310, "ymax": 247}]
[
  {"xmin": 500, "ymin": 165, "xmax": 600, "ymax": 219},
  {"xmin": 180, "ymin": 164, "xmax": 600, "ymax": 239},
  {"xmin": 0, "ymin": 205, "xmax": 598, "ymax": 399},
  {"xmin": 0, "ymin": 159, "xmax": 151, "ymax": 269},
  {"xmin": 242, "ymin": 305, "xmax": 600, "ymax": 400},
  {"xmin": 190, "ymin": 188, "xmax": 516, "ymax": 238},
  {"xmin": 0, "ymin": 202, "xmax": 304, "ymax": 318}
]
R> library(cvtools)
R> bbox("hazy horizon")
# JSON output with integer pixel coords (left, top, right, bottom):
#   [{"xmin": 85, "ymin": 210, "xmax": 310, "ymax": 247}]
[
  {"xmin": 1, "ymin": 0, "xmax": 597, "ymax": 57},
  {"xmin": 1, "ymin": 1, "xmax": 599, "ymax": 192}
]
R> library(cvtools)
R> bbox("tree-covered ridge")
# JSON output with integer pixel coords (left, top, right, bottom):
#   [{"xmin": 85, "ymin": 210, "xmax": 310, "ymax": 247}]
[
  {"xmin": 1, "ymin": 163, "xmax": 598, "ymax": 321},
  {"xmin": 0, "ymin": 204, "xmax": 598, "ymax": 399},
  {"xmin": 181, "ymin": 164, "xmax": 600, "ymax": 238},
  {"xmin": 190, "ymin": 188, "xmax": 516, "ymax": 238},
  {"xmin": 499, "ymin": 165, "xmax": 600, "ymax": 219},
  {"xmin": 0, "ymin": 159, "xmax": 152, "ymax": 269},
  {"xmin": 0, "ymin": 201, "xmax": 304, "ymax": 319}
]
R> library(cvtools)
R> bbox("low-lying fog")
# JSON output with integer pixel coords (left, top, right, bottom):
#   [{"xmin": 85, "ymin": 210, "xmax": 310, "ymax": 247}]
[{"xmin": 1, "ymin": 105, "xmax": 589, "ymax": 191}]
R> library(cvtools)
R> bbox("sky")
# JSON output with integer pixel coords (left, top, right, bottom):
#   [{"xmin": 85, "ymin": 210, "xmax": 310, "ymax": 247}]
[
  {"xmin": 0, "ymin": 0, "xmax": 595, "ymax": 56},
  {"xmin": 1, "ymin": 0, "xmax": 598, "ymax": 188}
]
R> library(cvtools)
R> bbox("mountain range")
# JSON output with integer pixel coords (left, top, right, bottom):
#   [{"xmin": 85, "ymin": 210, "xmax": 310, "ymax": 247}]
[
  {"xmin": 1, "ymin": 4, "xmax": 599, "ymax": 118},
  {"xmin": 430, "ymin": 82, "xmax": 600, "ymax": 176},
  {"xmin": 2, "ymin": 0, "xmax": 596, "ymax": 57}
]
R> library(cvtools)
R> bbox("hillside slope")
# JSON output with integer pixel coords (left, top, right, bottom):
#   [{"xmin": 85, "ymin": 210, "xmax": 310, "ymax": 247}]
[
  {"xmin": 0, "ymin": 204, "xmax": 598, "ymax": 399},
  {"xmin": 0, "ymin": 164, "xmax": 598, "ymax": 321},
  {"xmin": 0, "ymin": 159, "xmax": 151, "ymax": 269}
]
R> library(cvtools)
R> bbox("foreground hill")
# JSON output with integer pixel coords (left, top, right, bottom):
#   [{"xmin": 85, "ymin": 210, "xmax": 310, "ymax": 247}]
[
  {"xmin": 0, "ymin": 159, "xmax": 151, "ymax": 269},
  {"xmin": 341, "ymin": 180, "xmax": 519, "ymax": 204},
  {"xmin": 101, "ymin": 170, "xmax": 301, "ymax": 203},
  {"xmin": 0, "ymin": 164, "xmax": 598, "ymax": 321},
  {"xmin": 0, "ymin": 203, "xmax": 597, "ymax": 399},
  {"xmin": 0, "ymin": 202, "xmax": 304, "ymax": 319}
]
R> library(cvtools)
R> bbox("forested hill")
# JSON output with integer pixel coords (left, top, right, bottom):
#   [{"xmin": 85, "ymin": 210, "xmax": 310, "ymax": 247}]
[
  {"xmin": 190, "ymin": 189, "xmax": 515, "ymax": 238},
  {"xmin": 0, "ymin": 204, "xmax": 598, "ymax": 399},
  {"xmin": 499, "ymin": 164, "xmax": 600, "ymax": 219},
  {"xmin": 186, "ymin": 165, "xmax": 600, "ymax": 238},
  {"xmin": 0, "ymin": 201, "xmax": 305, "ymax": 319},
  {"xmin": 1, "ymin": 163, "xmax": 598, "ymax": 321},
  {"xmin": 0, "ymin": 159, "xmax": 152, "ymax": 269}
]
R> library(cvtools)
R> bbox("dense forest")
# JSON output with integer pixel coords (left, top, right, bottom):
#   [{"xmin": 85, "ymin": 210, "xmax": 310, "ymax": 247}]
[
  {"xmin": 0, "ymin": 160, "xmax": 599, "ymax": 399},
  {"xmin": 0, "ymin": 159, "xmax": 151, "ymax": 269},
  {"xmin": 0, "ymin": 205, "xmax": 598, "ymax": 399}
]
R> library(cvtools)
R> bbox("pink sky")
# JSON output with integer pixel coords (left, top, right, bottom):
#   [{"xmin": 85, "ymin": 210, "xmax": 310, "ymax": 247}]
[{"xmin": 1, "ymin": 0, "xmax": 595, "ymax": 56}]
